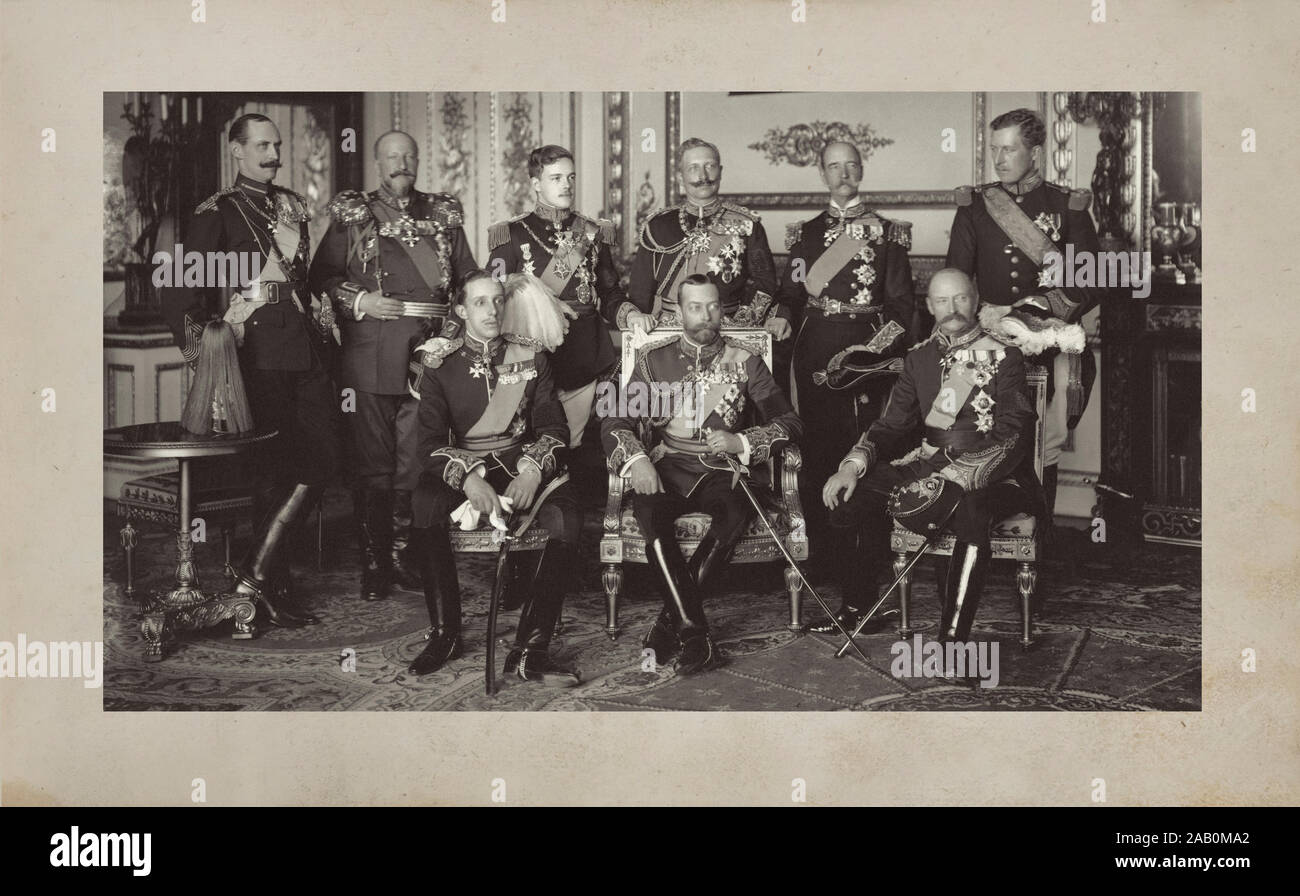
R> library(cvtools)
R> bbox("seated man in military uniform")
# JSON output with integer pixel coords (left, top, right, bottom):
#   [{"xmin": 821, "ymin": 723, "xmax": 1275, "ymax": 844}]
[
  {"xmin": 819, "ymin": 268, "xmax": 1039, "ymax": 645},
  {"xmin": 601, "ymin": 275, "xmax": 802, "ymax": 674},
  {"xmin": 407, "ymin": 270, "xmax": 580, "ymax": 687}
]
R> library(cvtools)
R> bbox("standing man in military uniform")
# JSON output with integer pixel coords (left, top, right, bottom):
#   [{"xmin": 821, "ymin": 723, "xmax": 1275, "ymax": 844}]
[
  {"xmin": 162, "ymin": 112, "xmax": 340, "ymax": 631},
  {"xmin": 486, "ymin": 144, "xmax": 624, "ymax": 448},
  {"xmin": 778, "ymin": 140, "xmax": 916, "ymax": 580},
  {"xmin": 407, "ymin": 271, "xmax": 580, "ymax": 687},
  {"xmin": 618, "ymin": 138, "xmax": 787, "ymax": 343},
  {"xmin": 946, "ymin": 108, "xmax": 1101, "ymax": 519},
  {"xmin": 602, "ymin": 275, "xmax": 802, "ymax": 674},
  {"xmin": 819, "ymin": 269, "xmax": 1038, "ymax": 643},
  {"xmin": 309, "ymin": 130, "xmax": 478, "ymax": 602}
]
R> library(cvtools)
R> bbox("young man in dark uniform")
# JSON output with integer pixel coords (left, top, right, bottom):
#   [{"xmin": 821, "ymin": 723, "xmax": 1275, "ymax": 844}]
[
  {"xmin": 406, "ymin": 271, "xmax": 580, "ymax": 687},
  {"xmin": 945, "ymin": 108, "xmax": 1102, "ymax": 518},
  {"xmin": 309, "ymin": 130, "xmax": 478, "ymax": 601},
  {"xmin": 485, "ymin": 144, "xmax": 624, "ymax": 448},
  {"xmin": 161, "ymin": 112, "xmax": 340, "ymax": 631}
]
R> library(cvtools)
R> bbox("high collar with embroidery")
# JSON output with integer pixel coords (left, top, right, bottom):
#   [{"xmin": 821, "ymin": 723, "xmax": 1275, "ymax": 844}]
[
  {"xmin": 377, "ymin": 183, "xmax": 416, "ymax": 210},
  {"xmin": 828, "ymin": 196, "xmax": 867, "ymax": 219},
  {"xmin": 679, "ymin": 330, "xmax": 725, "ymax": 363},
  {"xmin": 998, "ymin": 168, "xmax": 1044, "ymax": 196},
  {"xmin": 680, "ymin": 198, "xmax": 723, "ymax": 221},
  {"xmin": 932, "ymin": 323, "xmax": 984, "ymax": 353},
  {"xmin": 463, "ymin": 331, "xmax": 503, "ymax": 356},
  {"xmin": 235, "ymin": 173, "xmax": 273, "ymax": 199},
  {"xmin": 533, "ymin": 201, "xmax": 573, "ymax": 225}
]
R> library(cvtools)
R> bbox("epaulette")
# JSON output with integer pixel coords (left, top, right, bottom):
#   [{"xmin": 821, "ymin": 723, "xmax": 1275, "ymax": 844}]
[
  {"xmin": 194, "ymin": 187, "xmax": 238, "ymax": 215},
  {"xmin": 420, "ymin": 337, "xmax": 463, "ymax": 369},
  {"xmin": 721, "ymin": 201, "xmax": 759, "ymax": 221},
  {"xmin": 271, "ymin": 187, "xmax": 312, "ymax": 222},
  {"xmin": 638, "ymin": 334, "xmax": 680, "ymax": 357},
  {"xmin": 326, "ymin": 190, "xmax": 372, "ymax": 226},
  {"xmin": 1067, "ymin": 188, "xmax": 1092, "ymax": 211},
  {"xmin": 886, "ymin": 219, "xmax": 913, "ymax": 250},
  {"xmin": 785, "ymin": 221, "xmax": 804, "ymax": 251},
  {"xmin": 487, "ymin": 219, "xmax": 515, "ymax": 251},
  {"xmin": 428, "ymin": 192, "xmax": 465, "ymax": 227},
  {"xmin": 574, "ymin": 213, "xmax": 616, "ymax": 246},
  {"xmin": 952, "ymin": 185, "xmax": 975, "ymax": 207}
]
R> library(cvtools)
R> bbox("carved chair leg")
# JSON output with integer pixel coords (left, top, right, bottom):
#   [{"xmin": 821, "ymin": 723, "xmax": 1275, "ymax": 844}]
[
  {"xmin": 602, "ymin": 563, "xmax": 623, "ymax": 640},
  {"xmin": 1017, "ymin": 560, "xmax": 1038, "ymax": 649},
  {"xmin": 895, "ymin": 551, "xmax": 913, "ymax": 638},
  {"xmin": 785, "ymin": 565, "xmax": 804, "ymax": 632}
]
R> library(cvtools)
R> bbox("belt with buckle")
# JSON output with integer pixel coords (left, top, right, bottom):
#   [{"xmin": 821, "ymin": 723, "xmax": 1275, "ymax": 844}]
[
  {"xmin": 808, "ymin": 296, "xmax": 883, "ymax": 318},
  {"xmin": 242, "ymin": 281, "xmax": 305, "ymax": 304}
]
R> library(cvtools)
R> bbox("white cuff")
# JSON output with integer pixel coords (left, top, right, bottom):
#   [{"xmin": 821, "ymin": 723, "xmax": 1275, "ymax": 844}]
[
  {"xmin": 839, "ymin": 455, "xmax": 867, "ymax": 479},
  {"xmin": 353, "ymin": 291, "xmax": 366, "ymax": 320},
  {"xmin": 737, "ymin": 434, "xmax": 752, "ymax": 466},
  {"xmin": 517, "ymin": 457, "xmax": 543, "ymax": 478},
  {"xmin": 618, "ymin": 452, "xmax": 648, "ymax": 478}
]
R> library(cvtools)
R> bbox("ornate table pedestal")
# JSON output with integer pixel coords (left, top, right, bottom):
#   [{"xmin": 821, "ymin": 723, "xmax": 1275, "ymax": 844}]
[{"xmin": 104, "ymin": 423, "xmax": 278, "ymax": 661}]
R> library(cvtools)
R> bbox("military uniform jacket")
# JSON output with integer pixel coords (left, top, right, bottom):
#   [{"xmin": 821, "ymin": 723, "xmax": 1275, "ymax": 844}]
[
  {"xmin": 416, "ymin": 332, "xmax": 567, "ymax": 494},
  {"xmin": 841, "ymin": 327, "xmax": 1035, "ymax": 494},
  {"xmin": 946, "ymin": 179, "xmax": 1103, "ymax": 323},
  {"xmin": 778, "ymin": 205, "xmax": 916, "ymax": 354},
  {"xmin": 601, "ymin": 334, "xmax": 803, "ymax": 498},
  {"xmin": 486, "ymin": 209, "xmax": 623, "ymax": 390},
  {"xmin": 309, "ymin": 187, "xmax": 478, "ymax": 394},
  {"xmin": 621, "ymin": 202, "xmax": 782, "ymax": 328},
  {"xmin": 161, "ymin": 174, "xmax": 319, "ymax": 371}
]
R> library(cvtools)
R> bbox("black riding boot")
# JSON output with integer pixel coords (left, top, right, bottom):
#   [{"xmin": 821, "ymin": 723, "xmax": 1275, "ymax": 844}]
[
  {"xmin": 390, "ymin": 489, "xmax": 421, "ymax": 591},
  {"xmin": 407, "ymin": 525, "xmax": 464, "ymax": 676},
  {"xmin": 504, "ymin": 541, "xmax": 580, "ymax": 687},
  {"xmin": 647, "ymin": 538, "xmax": 719, "ymax": 674},
  {"xmin": 354, "ymin": 488, "xmax": 393, "ymax": 601},
  {"xmin": 234, "ymin": 484, "xmax": 322, "ymax": 627}
]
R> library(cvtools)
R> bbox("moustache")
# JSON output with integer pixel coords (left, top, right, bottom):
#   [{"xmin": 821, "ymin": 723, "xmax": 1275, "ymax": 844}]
[
  {"xmin": 940, "ymin": 312, "xmax": 968, "ymax": 324},
  {"xmin": 689, "ymin": 178, "xmax": 717, "ymax": 188},
  {"xmin": 389, "ymin": 170, "xmax": 414, "ymax": 178},
  {"xmin": 261, "ymin": 161, "xmax": 281, "ymax": 168}
]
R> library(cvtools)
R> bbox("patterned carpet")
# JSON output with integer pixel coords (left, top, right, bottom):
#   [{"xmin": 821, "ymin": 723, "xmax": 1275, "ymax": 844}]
[{"xmin": 103, "ymin": 488, "xmax": 1201, "ymax": 712}]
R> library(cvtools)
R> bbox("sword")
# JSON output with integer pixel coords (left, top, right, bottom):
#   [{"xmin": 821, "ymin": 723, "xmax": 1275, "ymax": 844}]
[
  {"xmin": 485, "ymin": 472, "xmax": 571, "ymax": 695},
  {"xmin": 701, "ymin": 446, "xmax": 873, "ymax": 665},
  {"xmin": 833, "ymin": 503, "xmax": 958, "ymax": 659}
]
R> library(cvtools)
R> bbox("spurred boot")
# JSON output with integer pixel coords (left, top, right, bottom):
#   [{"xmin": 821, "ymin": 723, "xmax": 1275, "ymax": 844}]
[
  {"xmin": 647, "ymin": 538, "xmax": 719, "ymax": 674},
  {"xmin": 354, "ymin": 489, "xmax": 393, "ymax": 601},
  {"xmin": 234, "ymin": 484, "xmax": 322, "ymax": 628},
  {"xmin": 390, "ymin": 489, "xmax": 421, "ymax": 591},
  {"xmin": 503, "ymin": 541, "xmax": 580, "ymax": 687},
  {"xmin": 407, "ymin": 525, "xmax": 463, "ymax": 676}
]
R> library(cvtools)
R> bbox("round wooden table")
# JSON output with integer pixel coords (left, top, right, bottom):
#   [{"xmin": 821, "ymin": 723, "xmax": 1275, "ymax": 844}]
[{"xmin": 104, "ymin": 423, "xmax": 277, "ymax": 661}]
